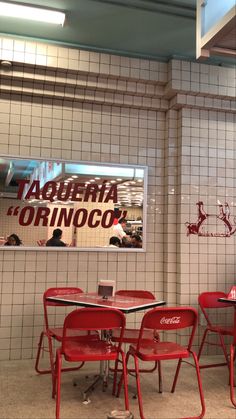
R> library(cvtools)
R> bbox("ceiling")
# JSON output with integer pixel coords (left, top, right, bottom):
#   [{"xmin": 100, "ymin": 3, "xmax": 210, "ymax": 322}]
[{"xmin": 0, "ymin": 0, "xmax": 235, "ymax": 65}]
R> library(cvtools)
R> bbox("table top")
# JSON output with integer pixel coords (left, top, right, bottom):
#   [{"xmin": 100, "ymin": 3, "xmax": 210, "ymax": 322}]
[
  {"xmin": 218, "ymin": 297, "xmax": 236, "ymax": 305},
  {"xmin": 47, "ymin": 292, "xmax": 166, "ymax": 313}
]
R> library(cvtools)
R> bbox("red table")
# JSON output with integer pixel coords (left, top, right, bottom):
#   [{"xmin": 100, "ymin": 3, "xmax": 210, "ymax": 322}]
[
  {"xmin": 46, "ymin": 292, "xmax": 166, "ymax": 313},
  {"xmin": 218, "ymin": 296, "xmax": 236, "ymax": 408}
]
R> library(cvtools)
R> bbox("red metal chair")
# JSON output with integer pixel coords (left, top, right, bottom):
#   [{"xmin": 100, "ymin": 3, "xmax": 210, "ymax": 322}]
[
  {"xmin": 111, "ymin": 290, "xmax": 162, "ymax": 394},
  {"xmin": 198, "ymin": 292, "xmax": 234, "ymax": 369},
  {"xmin": 53, "ymin": 307, "xmax": 129, "ymax": 419},
  {"xmin": 112, "ymin": 290, "xmax": 159, "ymax": 343},
  {"xmin": 117, "ymin": 306, "xmax": 205, "ymax": 419},
  {"xmin": 35, "ymin": 287, "xmax": 99, "ymax": 379}
]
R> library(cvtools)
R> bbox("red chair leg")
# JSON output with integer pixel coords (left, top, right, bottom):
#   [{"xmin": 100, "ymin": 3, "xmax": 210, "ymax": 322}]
[
  {"xmin": 35, "ymin": 332, "xmax": 56, "ymax": 375},
  {"xmin": 117, "ymin": 352, "xmax": 144, "ymax": 418},
  {"xmin": 48, "ymin": 334, "xmax": 54, "ymax": 369},
  {"xmin": 219, "ymin": 334, "xmax": 230, "ymax": 368},
  {"xmin": 116, "ymin": 365, "xmax": 125, "ymax": 398},
  {"xmin": 56, "ymin": 351, "xmax": 62, "ymax": 419},
  {"xmin": 116, "ymin": 359, "xmax": 162, "ymax": 397},
  {"xmin": 172, "ymin": 354, "xmax": 205, "ymax": 419},
  {"xmin": 35, "ymin": 331, "xmax": 85, "ymax": 381},
  {"xmin": 191, "ymin": 351, "xmax": 206, "ymax": 419},
  {"xmin": 139, "ymin": 361, "xmax": 162, "ymax": 393},
  {"xmin": 198, "ymin": 329, "xmax": 228, "ymax": 369},
  {"xmin": 52, "ymin": 354, "xmax": 57, "ymax": 400},
  {"xmin": 133, "ymin": 354, "xmax": 145, "ymax": 419},
  {"xmin": 158, "ymin": 361, "xmax": 162, "ymax": 393},
  {"xmin": 171, "ymin": 358, "xmax": 182, "ymax": 393},
  {"xmin": 35, "ymin": 332, "xmax": 46, "ymax": 374},
  {"xmin": 197, "ymin": 328, "xmax": 209, "ymax": 361},
  {"xmin": 120, "ymin": 351, "xmax": 129, "ymax": 411},
  {"xmin": 230, "ymin": 344, "xmax": 236, "ymax": 408},
  {"xmin": 112, "ymin": 359, "xmax": 119, "ymax": 396},
  {"xmin": 48, "ymin": 334, "xmax": 55, "ymax": 390}
]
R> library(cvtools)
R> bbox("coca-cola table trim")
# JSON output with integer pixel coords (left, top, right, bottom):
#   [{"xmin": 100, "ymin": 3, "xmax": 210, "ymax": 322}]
[{"xmin": 47, "ymin": 292, "xmax": 166, "ymax": 313}]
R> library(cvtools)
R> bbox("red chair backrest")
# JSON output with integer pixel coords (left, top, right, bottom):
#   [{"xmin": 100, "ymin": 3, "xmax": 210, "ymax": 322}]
[
  {"xmin": 198, "ymin": 292, "xmax": 229, "ymax": 309},
  {"xmin": 137, "ymin": 307, "xmax": 197, "ymax": 350},
  {"xmin": 43, "ymin": 287, "xmax": 83, "ymax": 307},
  {"xmin": 198, "ymin": 291, "xmax": 233, "ymax": 328},
  {"xmin": 62, "ymin": 308, "xmax": 126, "ymax": 352},
  {"xmin": 115, "ymin": 290, "xmax": 155, "ymax": 300},
  {"xmin": 43, "ymin": 287, "xmax": 83, "ymax": 330}
]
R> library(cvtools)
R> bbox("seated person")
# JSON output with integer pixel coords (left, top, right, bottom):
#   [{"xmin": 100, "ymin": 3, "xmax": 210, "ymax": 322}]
[
  {"xmin": 46, "ymin": 228, "xmax": 66, "ymax": 247},
  {"xmin": 121, "ymin": 237, "xmax": 133, "ymax": 248},
  {"xmin": 131, "ymin": 234, "xmax": 142, "ymax": 248},
  {"xmin": 4, "ymin": 233, "xmax": 22, "ymax": 246},
  {"xmin": 108, "ymin": 236, "xmax": 121, "ymax": 248}
]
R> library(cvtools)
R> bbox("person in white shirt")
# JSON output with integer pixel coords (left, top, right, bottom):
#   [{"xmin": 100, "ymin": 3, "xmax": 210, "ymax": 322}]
[{"xmin": 113, "ymin": 218, "xmax": 128, "ymax": 241}]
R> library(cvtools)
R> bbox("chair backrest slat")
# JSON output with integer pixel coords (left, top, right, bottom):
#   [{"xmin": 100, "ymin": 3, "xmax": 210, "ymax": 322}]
[
  {"xmin": 62, "ymin": 307, "xmax": 126, "ymax": 352},
  {"xmin": 43, "ymin": 287, "xmax": 83, "ymax": 330},
  {"xmin": 115, "ymin": 290, "xmax": 155, "ymax": 300},
  {"xmin": 64, "ymin": 307, "xmax": 125, "ymax": 330},
  {"xmin": 44, "ymin": 287, "xmax": 83, "ymax": 307},
  {"xmin": 137, "ymin": 307, "xmax": 197, "ymax": 351},
  {"xmin": 198, "ymin": 292, "xmax": 229, "ymax": 309},
  {"xmin": 141, "ymin": 307, "xmax": 197, "ymax": 330},
  {"xmin": 198, "ymin": 291, "xmax": 233, "ymax": 329}
]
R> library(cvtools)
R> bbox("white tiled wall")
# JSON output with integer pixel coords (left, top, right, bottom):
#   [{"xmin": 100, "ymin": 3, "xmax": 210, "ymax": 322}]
[
  {"xmin": 179, "ymin": 108, "xmax": 236, "ymax": 298},
  {"xmin": 0, "ymin": 36, "xmax": 235, "ymax": 359}
]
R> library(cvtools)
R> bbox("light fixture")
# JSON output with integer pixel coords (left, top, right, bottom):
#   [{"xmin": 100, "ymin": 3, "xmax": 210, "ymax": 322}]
[{"xmin": 0, "ymin": 2, "xmax": 65, "ymax": 25}]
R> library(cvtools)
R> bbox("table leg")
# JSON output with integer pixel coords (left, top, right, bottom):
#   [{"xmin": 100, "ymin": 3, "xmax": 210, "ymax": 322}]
[{"xmin": 75, "ymin": 331, "xmax": 112, "ymax": 402}]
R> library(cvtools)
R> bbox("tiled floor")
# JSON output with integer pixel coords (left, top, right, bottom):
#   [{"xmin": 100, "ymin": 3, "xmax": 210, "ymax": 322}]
[{"xmin": 0, "ymin": 357, "xmax": 235, "ymax": 419}]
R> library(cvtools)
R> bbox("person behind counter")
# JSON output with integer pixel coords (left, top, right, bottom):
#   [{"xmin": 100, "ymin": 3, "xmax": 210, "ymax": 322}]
[
  {"xmin": 46, "ymin": 228, "xmax": 66, "ymax": 247},
  {"xmin": 113, "ymin": 218, "xmax": 129, "ymax": 241},
  {"xmin": 4, "ymin": 234, "xmax": 22, "ymax": 246}
]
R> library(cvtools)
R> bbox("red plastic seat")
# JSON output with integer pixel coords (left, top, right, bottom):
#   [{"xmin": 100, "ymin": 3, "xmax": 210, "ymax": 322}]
[
  {"xmin": 53, "ymin": 307, "xmax": 129, "ymax": 419},
  {"xmin": 35, "ymin": 287, "xmax": 99, "ymax": 382},
  {"xmin": 117, "ymin": 307, "xmax": 205, "ymax": 419},
  {"xmin": 197, "ymin": 292, "xmax": 234, "ymax": 369}
]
